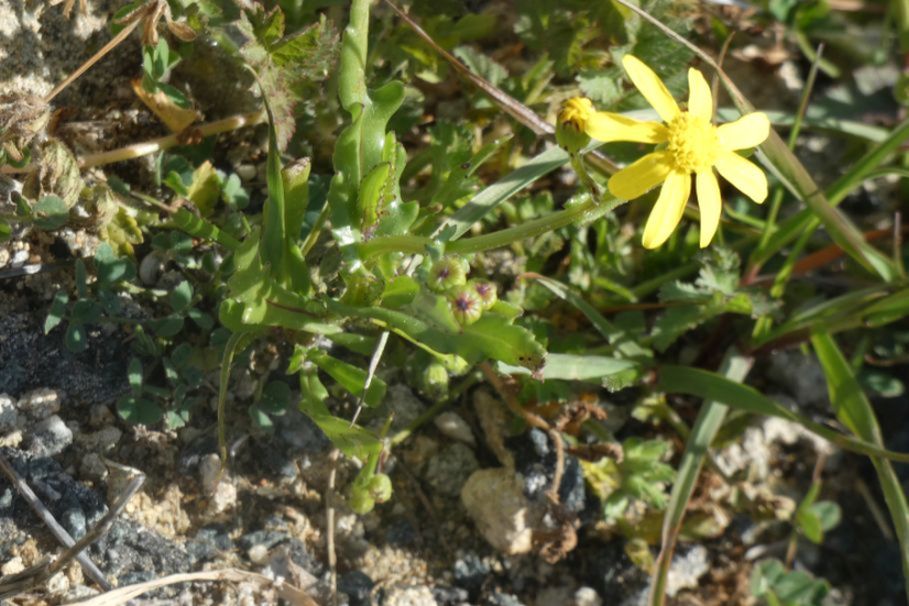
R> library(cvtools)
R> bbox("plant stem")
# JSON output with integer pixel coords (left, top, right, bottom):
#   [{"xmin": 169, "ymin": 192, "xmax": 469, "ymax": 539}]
[{"xmin": 360, "ymin": 194, "xmax": 623, "ymax": 258}]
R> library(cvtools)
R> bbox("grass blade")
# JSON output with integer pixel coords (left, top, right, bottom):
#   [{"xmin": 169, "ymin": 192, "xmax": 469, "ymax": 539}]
[
  {"xmin": 812, "ymin": 332, "xmax": 909, "ymax": 604},
  {"xmin": 649, "ymin": 351, "xmax": 753, "ymax": 606},
  {"xmin": 657, "ymin": 364, "xmax": 909, "ymax": 463}
]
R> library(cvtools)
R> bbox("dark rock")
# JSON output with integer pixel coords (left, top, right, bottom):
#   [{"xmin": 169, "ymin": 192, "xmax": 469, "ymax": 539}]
[
  {"xmin": 0, "ymin": 448, "xmax": 106, "ymax": 535},
  {"xmin": 253, "ymin": 436, "xmax": 300, "ymax": 480},
  {"xmin": 384, "ymin": 516, "xmax": 418, "ymax": 547},
  {"xmin": 453, "ymin": 552, "xmax": 490, "ymax": 597},
  {"xmin": 340, "ymin": 570, "xmax": 374, "ymax": 606},
  {"xmin": 505, "ymin": 429, "xmax": 587, "ymax": 513},
  {"xmin": 91, "ymin": 519, "xmax": 192, "ymax": 590},
  {"xmin": 576, "ymin": 540, "xmax": 648, "ymax": 604},
  {"xmin": 186, "ymin": 524, "xmax": 233, "ymax": 565}
]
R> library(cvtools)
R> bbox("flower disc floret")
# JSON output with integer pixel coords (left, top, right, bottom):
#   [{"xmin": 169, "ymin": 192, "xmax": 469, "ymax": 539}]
[{"xmin": 666, "ymin": 113, "xmax": 719, "ymax": 174}]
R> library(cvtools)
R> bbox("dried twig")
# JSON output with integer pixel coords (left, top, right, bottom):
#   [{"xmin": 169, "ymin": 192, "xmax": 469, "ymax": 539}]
[
  {"xmin": 64, "ymin": 568, "xmax": 318, "ymax": 606},
  {"xmin": 0, "ymin": 452, "xmax": 113, "ymax": 595},
  {"xmin": 325, "ymin": 448, "xmax": 340, "ymax": 606}
]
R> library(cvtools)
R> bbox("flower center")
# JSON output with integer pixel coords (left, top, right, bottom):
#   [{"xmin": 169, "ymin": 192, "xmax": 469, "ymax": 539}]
[{"xmin": 666, "ymin": 112, "xmax": 719, "ymax": 173}]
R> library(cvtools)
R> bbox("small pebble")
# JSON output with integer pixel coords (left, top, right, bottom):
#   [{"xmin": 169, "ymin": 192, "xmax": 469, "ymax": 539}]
[
  {"xmin": 434, "ymin": 411, "xmax": 475, "ymax": 446},
  {"xmin": 248, "ymin": 543, "xmax": 270, "ymax": 565}
]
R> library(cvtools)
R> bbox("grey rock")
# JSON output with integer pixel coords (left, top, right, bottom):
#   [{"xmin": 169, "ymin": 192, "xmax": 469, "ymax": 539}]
[
  {"xmin": 186, "ymin": 525, "xmax": 233, "ymax": 565},
  {"xmin": 77, "ymin": 425, "xmax": 122, "ymax": 452},
  {"xmin": 461, "ymin": 468, "xmax": 538, "ymax": 555},
  {"xmin": 665, "ymin": 545, "xmax": 710, "ymax": 597},
  {"xmin": 453, "ymin": 551, "xmax": 490, "ymax": 595},
  {"xmin": 61, "ymin": 506, "xmax": 87, "ymax": 540},
  {"xmin": 386, "ymin": 384, "xmax": 426, "ymax": 430},
  {"xmin": 0, "ymin": 394, "xmax": 19, "ymax": 433},
  {"xmin": 28, "ymin": 414, "xmax": 73, "ymax": 456},
  {"xmin": 767, "ymin": 350, "xmax": 829, "ymax": 408},
  {"xmin": 17, "ymin": 387, "xmax": 62, "ymax": 420},
  {"xmin": 425, "ymin": 442, "xmax": 479, "ymax": 497}
]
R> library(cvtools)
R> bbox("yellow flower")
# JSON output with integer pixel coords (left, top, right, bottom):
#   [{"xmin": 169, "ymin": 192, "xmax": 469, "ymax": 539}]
[{"xmin": 564, "ymin": 55, "xmax": 771, "ymax": 249}]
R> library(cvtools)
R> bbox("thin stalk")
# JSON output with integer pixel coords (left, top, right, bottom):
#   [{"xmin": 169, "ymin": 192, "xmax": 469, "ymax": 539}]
[
  {"xmin": 44, "ymin": 16, "xmax": 143, "ymax": 103},
  {"xmin": 756, "ymin": 44, "xmax": 825, "ymax": 252}
]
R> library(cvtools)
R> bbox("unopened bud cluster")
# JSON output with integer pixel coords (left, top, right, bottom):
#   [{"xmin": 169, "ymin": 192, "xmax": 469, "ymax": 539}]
[{"xmin": 426, "ymin": 257, "xmax": 498, "ymax": 328}]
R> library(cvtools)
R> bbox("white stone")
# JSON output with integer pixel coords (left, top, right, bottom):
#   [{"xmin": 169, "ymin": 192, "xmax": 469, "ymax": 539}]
[
  {"xmin": 208, "ymin": 480, "xmax": 237, "ymax": 515},
  {"xmin": 434, "ymin": 412, "xmax": 475, "ymax": 445},
  {"xmin": 383, "ymin": 585, "xmax": 438, "ymax": 606},
  {"xmin": 1, "ymin": 556, "xmax": 24, "ymax": 576},
  {"xmin": 461, "ymin": 468, "xmax": 538, "ymax": 555},
  {"xmin": 574, "ymin": 587, "xmax": 602, "ymax": 606},
  {"xmin": 248, "ymin": 543, "xmax": 270, "ymax": 565}
]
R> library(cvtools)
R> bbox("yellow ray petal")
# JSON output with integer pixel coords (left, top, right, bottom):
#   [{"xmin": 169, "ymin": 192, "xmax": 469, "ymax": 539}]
[
  {"xmin": 687, "ymin": 68, "xmax": 712, "ymax": 121},
  {"xmin": 714, "ymin": 151, "xmax": 768, "ymax": 204},
  {"xmin": 696, "ymin": 170, "xmax": 722, "ymax": 248},
  {"xmin": 622, "ymin": 54, "xmax": 680, "ymax": 123},
  {"xmin": 585, "ymin": 111, "xmax": 667, "ymax": 144},
  {"xmin": 716, "ymin": 112, "xmax": 771, "ymax": 150},
  {"xmin": 642, "ymin": 170, "xmax": 691, "ymax": 249},
  {"xmin": 608, "ymin": 151, "xmax": 673, "ymax": 200}
]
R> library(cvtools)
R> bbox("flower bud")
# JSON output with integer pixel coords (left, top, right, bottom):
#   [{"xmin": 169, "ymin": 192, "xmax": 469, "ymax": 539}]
[
  {"xmin": 427, "ymin": 257, "xmax": 469, "ymax": 293},
  {"xmin": 450, "ymin": 285, "xmax": 483, "ymax": 327},
  {"xmin": 556, "ymin": 97, "xmax": 593, "ymax": 154},
  {"xmin": 349, "ymin": 486, "xmax": 375, "ymax": 514},
  {"xmin": 420, "ymin": 361, "xmax": 449, "ymax": 399},
  {"xmin": 468, "ymin": 279, "xmax": 497, "ymax": 311},
  {"xmin": 367, "ymin": 473, "xmax": 393, "ymax": 503}
]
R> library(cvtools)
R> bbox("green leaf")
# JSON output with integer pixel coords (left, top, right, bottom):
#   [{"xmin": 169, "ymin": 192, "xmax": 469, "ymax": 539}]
[
  {"xmin": 169, "ymin": 280, "xmax": 193, "ymax": 312},
  {"xmin": 152, "ymin": 315, "xmax": 184, "ymax": 338},
  {"xmin": 127, "ymin": 357, "xmax": 143, "ymax": 395},
  {"xmin": 95, "ymin": 242, "xmax": 135, "ymax": 286},
  {"xmin": 298, "ymin": 370, "xmax": 381, "ymax": 461},
  {"xmin": 171, "ymin": 207, "xmax": 240, "ymax": 250},
  {"xmin": 117, "ymin": 395, "xmax": 163, "ymax": 425},
  {"xmin": 307, "ymin": 349, "xmax": 387, "ymax": 408},
  {"xmin": 261, "ymin": 380, "xmax": 292, "ymax": 414},
  {"xmin": 64, "ymin": 323, "xmax": 88, "ymax": 353},
  {"xmin": 499, "ymin": 353, "xmax": 639, "ymax": 387},
  {"xmin": 44, "ymin": 291, "xmax": 69, "ymax": 334},
  {"xmin": 32, "ymin": 195, "xmax": 69, "ymax": 230}
]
